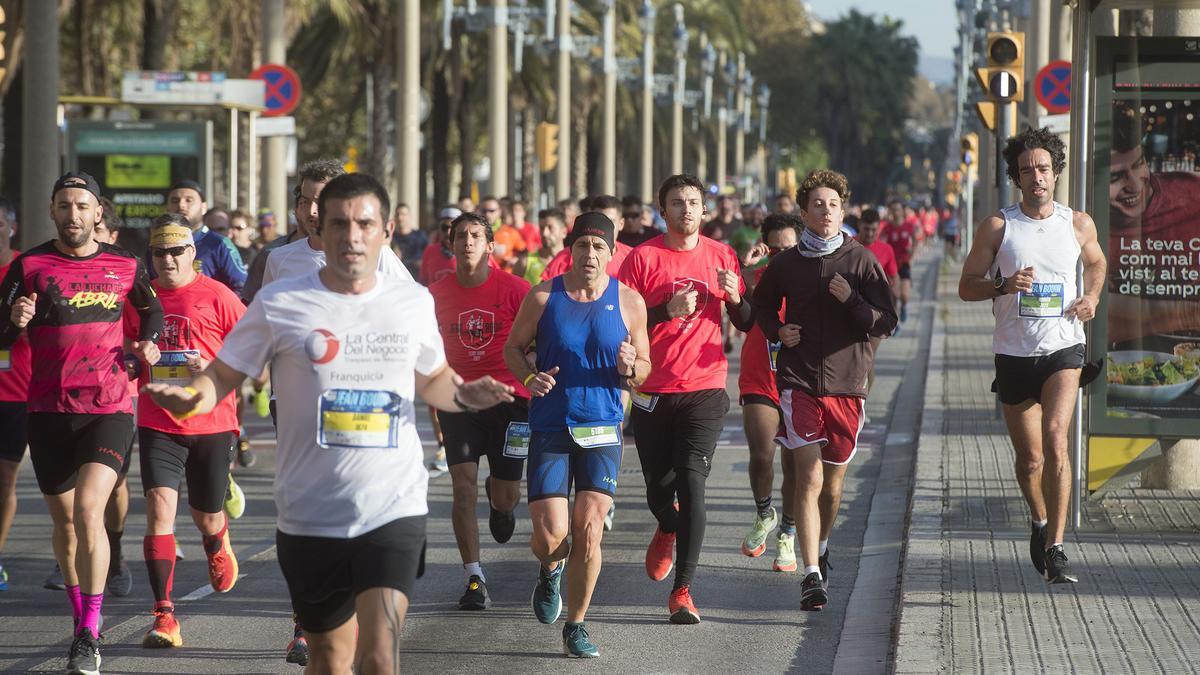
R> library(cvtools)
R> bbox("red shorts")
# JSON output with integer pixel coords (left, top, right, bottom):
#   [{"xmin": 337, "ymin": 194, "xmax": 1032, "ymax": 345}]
[{"xmin": 776, "ymin": 389, "xmax": 864, "ymax": 465}]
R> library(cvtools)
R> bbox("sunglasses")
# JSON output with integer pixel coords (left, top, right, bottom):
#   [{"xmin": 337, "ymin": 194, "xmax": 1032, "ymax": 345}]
[
  {"xmin": 152, "ymin": 245, "xmax": 191, "ymax": 258},
  {"xmin": 231, "ymin": 224, "xmax": 248, "ymax": 231}
]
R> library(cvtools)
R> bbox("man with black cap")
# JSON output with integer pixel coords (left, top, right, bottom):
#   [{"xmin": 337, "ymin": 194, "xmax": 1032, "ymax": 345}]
[
  {"xmin": 161, "ymin": 179, "xmax": 247, "ymax": 295},
  {"xmin": 0, "ymin": 171, "xmax": 164, "ymax": 674},
  {"xmin": 504, "ymin": 211, "xmax": 650, "ymax": 657}
]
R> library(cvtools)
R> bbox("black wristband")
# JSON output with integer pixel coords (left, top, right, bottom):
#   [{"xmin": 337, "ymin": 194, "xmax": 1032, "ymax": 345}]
[{"xmin": 452, "ymin": 391, "xmax": 478, "ymax": 413}]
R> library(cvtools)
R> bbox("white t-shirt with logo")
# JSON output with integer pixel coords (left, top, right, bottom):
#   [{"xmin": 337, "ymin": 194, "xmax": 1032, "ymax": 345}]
[
  {"xmin": 219, "ymin": 270, "xmax": 444, "ymax": 538},
  {"xmin": 263, "ymin": 237, "xmax": 413, "ymax": 288}
]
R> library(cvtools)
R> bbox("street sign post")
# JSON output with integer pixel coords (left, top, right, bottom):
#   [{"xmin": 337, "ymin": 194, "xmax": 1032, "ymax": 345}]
[
  {"xmin": 249, "ymin": 63, "xmax": 302, "ymax": 117},
  {"xmin": 1035, "ymin": 60, "xmax": 1072, "ymax": 114}
]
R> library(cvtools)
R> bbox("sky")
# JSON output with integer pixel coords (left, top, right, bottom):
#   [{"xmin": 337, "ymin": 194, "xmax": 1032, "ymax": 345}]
[{"xmin": 803, "ymin": 0, "xmax": 959, "ymax": 60}]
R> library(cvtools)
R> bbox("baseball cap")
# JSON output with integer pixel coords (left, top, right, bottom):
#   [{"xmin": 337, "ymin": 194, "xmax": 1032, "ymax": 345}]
[
  {"xmin": 439, "ymin": 207, "xmax": 463, "ymax": 220},
  {"xmin": 149, "ymin": 223, "xmax": 195, "ymax": 247},
  {"xmin": 169, "ymin": 179, "xmax": 206, "ymax": 202},
  {"xmin": 566, "ymin": 212, "xmax": 616, "ymax": 251},
  {"xmin": 51, "ymin": 171, "xmax": 102, "ymax": 202}
]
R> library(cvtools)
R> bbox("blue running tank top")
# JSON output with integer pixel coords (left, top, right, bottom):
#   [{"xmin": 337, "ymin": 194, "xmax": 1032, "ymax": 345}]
[{"xmin": 529, "ymin": 276, "xmax": 628, "ymax": 432}]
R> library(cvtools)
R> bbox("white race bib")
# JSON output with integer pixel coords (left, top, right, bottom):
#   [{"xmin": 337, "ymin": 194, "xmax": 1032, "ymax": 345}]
[
  {"xmin": 503, "ymin": 421, "xmax": 531, "ymax": 459},
  {"xmin": 631, "ymin": 390, "xmax": 659, "ymax": 412},
  {"xmin": 151, "ymin": 350, "xmax": 200, "ymax": 386},
  {"xmin": 0, "ymin": 349, "xmax": 10, "ymax": 372},
  {"xmin": 569, "ymin": 424, "xmax": 620, "ymax": 448},
  {"xmin": 317, "ymin": 389, "xmax": 402, "ymax": 449},
  {"xmin": 1018, "ymin": 282, "xmax": 1065, "ymax": 319}
]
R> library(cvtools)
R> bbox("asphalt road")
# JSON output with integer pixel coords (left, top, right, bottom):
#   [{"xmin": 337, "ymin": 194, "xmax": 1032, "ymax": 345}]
[{"xmin": 0, "ymin": 255, "xmax": 935, "ymax": 674}]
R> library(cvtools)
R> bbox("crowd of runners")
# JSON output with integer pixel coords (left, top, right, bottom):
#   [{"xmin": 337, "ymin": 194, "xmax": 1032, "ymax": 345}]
[{"xmin": 0, "ymin": 125, "xmax": 1097, "ymax": 674}]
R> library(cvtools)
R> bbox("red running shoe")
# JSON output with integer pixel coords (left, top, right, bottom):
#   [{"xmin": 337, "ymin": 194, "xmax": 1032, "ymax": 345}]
[
  {"xmin": 206, "ymin": 529, "xmax": 239, "ymax": 593},
  {"xmin": 645, "ymin": 527, "xmax": 676, "ymax": 581},
  {"xmin": 668, "ymin": 586, "xmax": 701, "ymax": 624}
]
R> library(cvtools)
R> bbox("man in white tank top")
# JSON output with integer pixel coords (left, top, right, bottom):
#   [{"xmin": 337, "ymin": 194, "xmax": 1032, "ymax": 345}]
[{"xmin": 957, "ymin": 127, "xmax": 1106, "ymax": 585}]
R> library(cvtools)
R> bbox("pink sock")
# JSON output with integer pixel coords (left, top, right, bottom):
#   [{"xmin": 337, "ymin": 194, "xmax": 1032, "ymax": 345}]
[
  {"xmin": 66, "ymin": 585, "xmax": 83, "ymax": 626},
  {"xmin": 78, "ymin": 592, "xmax": 104, "ymax": 637}
]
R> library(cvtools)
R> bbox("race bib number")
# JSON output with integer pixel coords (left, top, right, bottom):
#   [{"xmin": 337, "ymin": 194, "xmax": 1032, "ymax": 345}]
[
  {"xmin": 0, "ymin": 349, "xmax": 9, "ymax": 372},
  {"xmin": 768, "ymin": 340, "xmax": 781, "ymax": 372},
  {"xmin": 631, "ymin": 390, "xmax": 659, "ymax": 412},
  {"xmin": 317, "ymin": 389, "xmax": 402, "ymax": 449},
  {"xmin": 151, "ymin": 350, "xmax": 200, "ymax": 386},
  {"xmin": 503, "ymin": 421, "xmax": 531, "ymax": 459},
  {"xmin": 569, "ymin": 424, "xmax": 620, "ymax": 448},
  {"xmin": 1018, "ymin": 282, "xmax": 1064, "ymax": 318}
]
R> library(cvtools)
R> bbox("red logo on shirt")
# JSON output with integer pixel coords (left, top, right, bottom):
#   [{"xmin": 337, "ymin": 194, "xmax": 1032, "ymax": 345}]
[
  {"xmin": 458, "ymin": 309, "xmax": 495, "ymax": 350},
  {"xmin": 305, "ymin": 329, "xmax": 340, "ymax": 364},
  {"xmin": 672, "ymin": 277, "xmax": 709, "ymax": 323}
]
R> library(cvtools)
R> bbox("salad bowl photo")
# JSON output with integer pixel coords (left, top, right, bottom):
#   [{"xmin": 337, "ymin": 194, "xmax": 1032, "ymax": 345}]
[{"xmin": 1106, "ymin": 350, "xmax": 1200, "ymax": 403}]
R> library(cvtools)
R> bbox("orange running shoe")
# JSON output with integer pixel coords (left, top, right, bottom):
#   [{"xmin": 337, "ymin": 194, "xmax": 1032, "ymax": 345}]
[
  {"xmin": 142, "ymin": 605, "xmax": 183, "ymax": 648},
  {"xmin": 207, "ymin": 529, "xmax": 239, "ymax": 593},
  {"xmin": 645, "ymin": 527, "xmax": 676, "ymax": 581},
  {"xmin": 668, "ymin": 585, "xmax": 701, "ymax": 624}
]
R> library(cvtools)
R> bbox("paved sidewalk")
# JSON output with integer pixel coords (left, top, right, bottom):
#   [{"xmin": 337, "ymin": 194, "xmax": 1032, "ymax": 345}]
[{"xmin": 896, "ymin": 263, "xmax": 1200, "ymax": 674}]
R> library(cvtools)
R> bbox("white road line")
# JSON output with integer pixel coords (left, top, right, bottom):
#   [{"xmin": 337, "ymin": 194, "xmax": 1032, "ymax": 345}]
[{"xmin": 178, "ymin": 573, "xmax": 248, "ymax": 602}]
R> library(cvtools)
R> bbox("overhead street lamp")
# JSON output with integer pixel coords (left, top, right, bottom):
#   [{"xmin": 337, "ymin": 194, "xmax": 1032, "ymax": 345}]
[{"xmin": 671, "ymin": 3, "xmax": 688, "ymax": 176}]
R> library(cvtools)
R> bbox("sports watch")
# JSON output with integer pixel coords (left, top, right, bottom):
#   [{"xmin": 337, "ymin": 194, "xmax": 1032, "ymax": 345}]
[{"xmin": 993, "ymin": 274, "xmax": 1007, "ymax": 294}]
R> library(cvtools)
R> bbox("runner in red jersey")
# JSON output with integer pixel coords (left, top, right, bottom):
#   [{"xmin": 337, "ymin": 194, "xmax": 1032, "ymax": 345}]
[
  {"xmin": 882, "ymin": 201, "xmax": 916, "ymax": 323},
  {"xmin": 736, "ymin": 214, "xmax": 801, "ymax": 574},
  {"xmin": 618, "ymin": 174, "xmax": 755, "ymax": 623},
  {"xmin": 541, "ymin": 196, "xmax": 633, "ymax": 281},
  {"xmin": 0, "ymin": 172, "xmax": 163, "ymax": 673},
  {"xmin": 429, "ymin": 212, "xmax": 531, "ymax": 610},
  {"xmin": 857, "ymin": 209, "xmax": 899, "ymax": 405},
  {"xmin": 0, "ymin": 197, "xmax": 29, "ymax": 593},
  {"xmin": 120, "ymin": 216, "xmax": 246, "ymax": 649}
]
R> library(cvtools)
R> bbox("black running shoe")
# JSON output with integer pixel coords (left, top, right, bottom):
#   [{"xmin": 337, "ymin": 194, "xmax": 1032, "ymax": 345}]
[
  {"xmin": 1029, "ymin": 523, "xmax": 1047, "ymax": 575},
  {"xmin": 800, "ymin": 572, "xmax": 828, "ymax": 611},
  {"xmin": 485, "ymin": 477, "xmax": 515, "ymax": 544},
  {"xmin": 459, "ymin": 575, "xmax": 491, "ymax": 610},
  {"xmin": 107, "ymin": 557, "xmax": 133, "ymax": 597},
  {"xmin": 237, "ymin": 439, "xmax": 257, "ymax": 468},
  {"xmin": 66, "ymin": 629, "xmax": 101, "ymax": 675},
  {"xmin": 1043, "ymin": 544, "xmax": 1078, "ymax": 584},
  {"xmin": 819, "ymin": 548, "xmax": 832, "ymax": 588}
]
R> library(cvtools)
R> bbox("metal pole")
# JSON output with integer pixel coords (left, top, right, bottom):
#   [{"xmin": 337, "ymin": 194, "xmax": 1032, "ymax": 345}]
[
  {"xmin": 601, "ymin": 1, "xmax": 617, "ymax": 195},
  {"xmin": 229, "ymin": 109, "xmax": 239, "ymax": 211},
  {"xmin": 489, "ymin": 0, "xmax": 510, "ymax": 197},
  {"xmin": 398, "ymin": 0, "xmax": 421, "ymax": 214},
  {"xmin": 22, "ymin": 0, "xmax": 60, "ymax": 247},
  {"xmin": 964, "ymin": 163, "xmax": 974, "ymax": 253},
  {"xmin": 734, "ymin": 52, "xmax": 746, "ymax": 182},
  {"xmin": 715, "ymin": 50, "xmax": 727, "ymax": 193},
  {"xmin": 997, "ymin": 101, "xmax": 1013, "ymax": 208},
  {"xmin": 262, "ymin": 0, "xmax": 287, "ymax": 232},
  {"xmin": 1068, "ymin": 0, "xmax": 1092, "ymax": 530},
  {"xmin": 670, "ymin": 4, "xmax": 686, "ymax": 176},
  {"xmin": 248, "ymin": 111, "xmax": 258, "ymax": 216},
  {"xmin": 556, "ymin": 0, "xmax": 572, "ymax": 200}
]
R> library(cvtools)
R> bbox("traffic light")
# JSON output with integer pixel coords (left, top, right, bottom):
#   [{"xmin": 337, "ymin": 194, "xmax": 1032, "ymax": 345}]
[
  {"xmin": 535, "ymin": 122, "xmax": 560, "ymax": 172},
  {"xmin": 961, "ymin": 133, "xmax": 979, "ymax": 166},
  {"xmin": 975, "ymin": 31, "xmax": 1024, "ymax": 103},
  {"xmin": 0, "ymin": 6, "xmax": 7, "ymax": 82}
]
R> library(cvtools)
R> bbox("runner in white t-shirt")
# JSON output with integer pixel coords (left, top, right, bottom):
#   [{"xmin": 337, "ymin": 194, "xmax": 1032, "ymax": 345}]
[
  {"xmin": 143, "ymin": 173, "xmax": 514, "ymax": 673},
  {"xmin": 263, "ymin": 228, "xmax": 413, "ymax": 286}
]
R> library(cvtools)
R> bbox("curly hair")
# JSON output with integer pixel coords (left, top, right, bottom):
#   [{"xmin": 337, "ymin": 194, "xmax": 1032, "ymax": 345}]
[
  {"xmin": 796, "ymin": 169, "xmax": 850, "ymax": 209},
  {"xmin": 761, "ymin": 212, "xmax": 803, "ymax": 242},
  {"xmin": 1002, "ymin": 126, "xmax": 1067, "ymax": 186},
  {"xmin": 1112, "ymin": 101, "xmax": 1145, "ymax": 154}
]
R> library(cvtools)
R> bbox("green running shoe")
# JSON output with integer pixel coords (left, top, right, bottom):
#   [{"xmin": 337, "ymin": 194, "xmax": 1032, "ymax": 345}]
[
  {"xmin": 223, "ymin": 473, "xmax": 245, "ymax": 520},
  {"xmin": 562, "ymin": 622, "xmax": 599, "ymax": 658},
  {"xmin": 741, "ymin": 506, "xmax": 778, "ymax": 557}
]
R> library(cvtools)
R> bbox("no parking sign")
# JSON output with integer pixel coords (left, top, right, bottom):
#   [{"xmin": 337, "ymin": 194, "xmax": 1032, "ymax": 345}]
[
  {"xmin": 1034, "ymin": 60, "xmax": 1071, "ymax": 114},
  {"xmin": 250, "ymin": 63, "xmax": 302, "ymax": 117}
]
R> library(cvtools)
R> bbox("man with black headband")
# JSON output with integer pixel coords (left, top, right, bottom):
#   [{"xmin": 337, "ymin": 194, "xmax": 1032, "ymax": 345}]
[
  {"xmin": 505, "ymin": 211, "xmax": 650, "ymax": 657},
  {"xmin": 159, "ymin": 179, "xmax": 247, "ymax": 295},
  {"xmin": 0, "ymin": 171, "xmax": 164, "ymax": 674}
]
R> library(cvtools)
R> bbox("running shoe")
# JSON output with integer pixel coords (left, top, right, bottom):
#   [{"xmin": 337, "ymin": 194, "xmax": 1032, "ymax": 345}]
[
  {"xmin": 1030, "ymin": 523, "xmax": 1047, "ymax": 575},
  {"xmin": 562, "ymin": 622, "xmax": 600, "ymax": 658},
  {"xmin": 44, "ymin": 563, "xmax": 66, "ymax": 591},
  {"xmin": 800, "ymin": 571, "xmax": 828, "ymax": 611},
  {"xmin": 427, "ymin": 447, "xmax": 449, "ymax": 476},
  {"xmin": 741, "ymin": 506, "xmax": 779, "ymax": 557},
  {"xmin": 1043, "ymin": 544, "xmax": 1078, "ymax": 584},
  {"xmin": 224, "ymin": 473, "xmax": 246, "ymax": 520},
  {"xmin": 900, "ymin": 304, "xmax": 908, "ymax": 322},
  {"xmin": 286, "ymin": 624, "xmax": 309, "ymax": 666},
  {"xmin": 459, "ymin": 575, "xmax": 491, "ymax": 610},
  {"xmin": 603, "ymin": 503, "xmax": 615, "ymax": 532},
  {"xmin": 668, "ymin": 585, "xmax": 701, "ymax": 624},
  {"xmin": 66, "ymin": 628, "xmax": 101, "ymax": 675},
  {"xmin": 532, "ymin": 563, "xmax": 564, "ymax": 624},
  {"xmin": 253, "ymin": 387, "xmax": 271, "ymax": 418},
  {"xmin": 0, "ymin": 563, "xmax": 8, "ymax": 591},
  {"xmin": 773, "ymin": 532, "xmax": 797, "ymax": 572},
  {"xmin": 107, "ymin": 557, "xmax": 133, "ymax": 597},
  {"xmin": 142, "ymin": 605, "xmax": 183, "ymax": 648},
  {"xmin": 646, "ymin": 527, "xmax": 676, "ymax": 581},
  {"xmin": 175, "ymin": 544, "xmax": 185, "ymax": 561},
  {"xmin": 236, "ymin": 439, "xmax": 257, "ymax": 468},
  {"xmin": 206, "ymin": 528, "xmax": 239, "ymax": 593},
  {"xmin": 484, "ymin": 477, "xmax": 515, "ymax": 544},
  {"xmin": 819, "ymin": 548, "xmax": 832, "ymax": 588}
]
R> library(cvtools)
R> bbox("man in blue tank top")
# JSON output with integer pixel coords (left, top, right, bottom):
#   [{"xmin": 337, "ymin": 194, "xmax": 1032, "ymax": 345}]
[
  {"xmin": 958, "ymin": 127, "xmax": 1106, "ymax": 584},
  {"xmin": 504, "ymin": 212, "xmax": 650, "ymax": 658}
]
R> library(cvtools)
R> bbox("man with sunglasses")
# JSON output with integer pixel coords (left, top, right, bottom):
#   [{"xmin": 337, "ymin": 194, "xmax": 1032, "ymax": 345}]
[
  {"xmin": 419, "ymin": 207, "xmax": 461, "ymax": 287},
  {"xmin": 123, "ymin": 215, "xmax": 245, "ymax": 650},
  {"xmin": 617, "ymin": 195, "xmax": 657, "ymax": 248}
]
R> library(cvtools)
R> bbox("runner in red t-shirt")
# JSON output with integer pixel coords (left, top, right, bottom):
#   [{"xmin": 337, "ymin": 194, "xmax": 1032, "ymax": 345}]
[
  {"xmin": 857, "ymin": 209, "xmax": 899, "ymax": 393},
  {"xmin": 882, "ymin": 201, "xmax": 916, "ymax": 322},
  {"xmin": 618, "ymin": 175, "xmax": 756, "ymax": 623},
  {"xmin": 736, "ymin": 214, "xmax": 801, "ymax": 574},
  {"xmin": 0, "ymin": 199, "xmax": 29, "ymax": 590},
  {"xmin": 541, "ymin": 196, "xmax": 633, "ymax": 282},
  {"xmin": 123, "ymin": 217, "xmax": 245, "ymax": 648},
  {"xmin": 429, "ymin": 211, "xmax": 531, "ymax": 610}
]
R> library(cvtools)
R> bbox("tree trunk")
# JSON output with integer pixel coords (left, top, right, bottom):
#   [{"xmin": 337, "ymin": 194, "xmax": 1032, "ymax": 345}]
[
  {"xmin": 453, "ymin": 36, "xmax": 473, "ymax": 201},
  {"xmin": 572, "ymin": 97, "xmax": 590, "ymax": 200},
  {"xmin": 430, "ymin": 66, "xmax": 451, "ymax": 214},
  {"xmin": 141, "ymin": 0, "xmax": 179, "ymax": 120},
  {"xmin": 521, "ymin": 106, "xmax": 535, "ymax": 203}
]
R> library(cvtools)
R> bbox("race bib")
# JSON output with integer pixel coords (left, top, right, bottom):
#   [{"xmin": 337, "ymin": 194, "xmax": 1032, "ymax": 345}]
[
  {"xmin": 768, "ymin": 340, "xmax": 781, "ymax": 372},
  {"xmin": 317, "ymin": 389, "xmax": 402, "ymax": 449},
  {"xmin": 151, "ymin": 350, "xmax": 200, "ymax": 386},
  {"xmin": 1018, "ymin": 282, "xmax": 1064, "ymax": 318},
  {"xmin": 631, "ymin": 390, "xmax": 659, "ymax": 412},
  {"xmin": 569, "ymin": 424, "xmax": 620, "ymax": 448},
  {"xmin": 503, "ymin": 421, "xmax": 531, "ymax": 459},
  {"xmin": 0, "ymin": 349, "xmax": 9, "ymax": 372}
]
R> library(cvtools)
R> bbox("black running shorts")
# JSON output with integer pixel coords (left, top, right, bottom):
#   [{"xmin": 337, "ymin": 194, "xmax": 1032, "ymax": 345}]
[
  {"xmin": 898, "ymin": 262, "xmax": 912, "ymax": 280},
  {"xmin": 439, "ymin": 399, "xmax": 528, "ymax": 481},
  {"xmin": 27, "ymin": 413, "xmax": 135, "ymax": 495},
  {"xmin": 632, "ymin": 389, "xmax": 729, "ymax": 479},
  {"xmin": 992, "ymin": 343, "xmax": 1085, "ymax": 405},
  {"xmin": 0, "ymin": 401, "xmax": 28, "ymax": 463},
  {"xmin": 138, "ymin": 427, "xmax": 236, "ymax": 514},
  {"xmin": 276, "ymin": 515, "xmax": 427, "ymax": 634}
]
